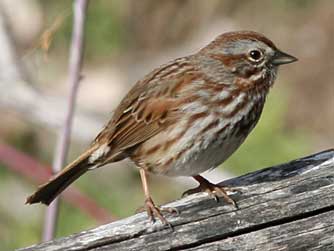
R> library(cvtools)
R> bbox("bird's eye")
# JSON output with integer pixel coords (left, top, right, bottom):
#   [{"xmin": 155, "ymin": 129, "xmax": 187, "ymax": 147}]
[{"xmin": 248, "ymin": 49, "xmax": 263, "ymax": 62}]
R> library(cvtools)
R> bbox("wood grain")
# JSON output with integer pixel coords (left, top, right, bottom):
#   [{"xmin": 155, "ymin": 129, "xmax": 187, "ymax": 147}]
[{"xmin": 19, "ymin": 149, "xmax": 334, "ymax": 251}]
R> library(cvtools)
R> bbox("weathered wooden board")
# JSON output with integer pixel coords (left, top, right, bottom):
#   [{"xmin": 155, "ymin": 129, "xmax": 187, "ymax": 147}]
[
  {"xmin": 19, "ymin": 149, "xmax": 334, "ymax": 251},
  {"xmin": 189, "ymin": 210, "xmax": 334, "ymax": 251}
]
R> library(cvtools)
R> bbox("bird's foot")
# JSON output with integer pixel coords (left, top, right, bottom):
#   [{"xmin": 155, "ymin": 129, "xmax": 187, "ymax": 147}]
[
  {"xmin": 183, "ymin": 177, "xmax": 239, "ymax": 208},
  {"xmin": 143, "ymin": 197, "xmax": 178, "ymax": 227}
]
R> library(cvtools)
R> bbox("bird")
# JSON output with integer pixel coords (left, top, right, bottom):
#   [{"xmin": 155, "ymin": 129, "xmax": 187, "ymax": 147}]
[{"xmin": 26, "ymin": 31, "xmax": 297, "ymax": 225}]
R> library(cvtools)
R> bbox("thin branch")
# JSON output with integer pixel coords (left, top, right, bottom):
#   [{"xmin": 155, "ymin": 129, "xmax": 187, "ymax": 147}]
[
  {"xmin": 0, "ymin": 141, "xmax": 113, "ymax": 223},
  {"xmin": 43, "ymin": 0, "xmax": 89, "ymax": 241}
]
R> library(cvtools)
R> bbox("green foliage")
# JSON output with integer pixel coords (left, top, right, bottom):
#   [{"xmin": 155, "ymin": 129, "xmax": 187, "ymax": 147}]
[
  {"xmin": 46, "ymin": 0, "xmax": 124, "ymax": 60},
  {"xmin": 0, "ymin": 171, "xmax": 41, "ymax": 250},
  {"xmin": 85, "ymin": 2, "xmax": 124, "ymax": 59},
  {"xmin": 57, "ymin": 203, "xmax": 95, "ymax": 238},
  {"xmin": 281, "ymin": 0, "xmax": 315, "ymax": 9}
]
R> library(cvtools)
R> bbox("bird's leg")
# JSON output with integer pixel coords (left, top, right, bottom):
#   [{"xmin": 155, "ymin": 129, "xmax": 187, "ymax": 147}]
[
  {"xmin": 139, "ymin": 168, "xmax": 177, "ymax": 226},
  {"xmin": 183, "ymin": 175, "xmax": 238, "ymax": 208}
]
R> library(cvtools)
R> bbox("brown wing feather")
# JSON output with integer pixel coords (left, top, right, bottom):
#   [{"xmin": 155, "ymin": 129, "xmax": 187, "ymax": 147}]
[{"xmin": 93, "ymin": 59, "xmax": 195, "ymax": 164}]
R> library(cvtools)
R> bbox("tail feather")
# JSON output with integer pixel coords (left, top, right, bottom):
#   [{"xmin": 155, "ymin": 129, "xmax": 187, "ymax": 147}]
[{"xmin": 26, "ymin": 146, "xmax": 98, "ymax": 205}]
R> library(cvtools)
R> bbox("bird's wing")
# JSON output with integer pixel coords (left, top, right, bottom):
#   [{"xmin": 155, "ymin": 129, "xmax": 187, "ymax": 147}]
[{"xmin": 92, "ymin": 59, "xmax": 197, "ymax": 163}]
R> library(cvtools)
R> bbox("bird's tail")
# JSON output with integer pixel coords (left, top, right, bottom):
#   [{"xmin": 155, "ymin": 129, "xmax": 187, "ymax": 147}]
[{"xmin": 26, "ymin": 146, "xmax": 98, "ymax": 205}]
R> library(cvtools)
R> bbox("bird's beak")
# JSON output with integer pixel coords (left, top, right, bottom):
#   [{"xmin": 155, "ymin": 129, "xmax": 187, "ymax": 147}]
[{"xmin": 272, "ymin": 50, "xmax": 298, "ymax": 65}]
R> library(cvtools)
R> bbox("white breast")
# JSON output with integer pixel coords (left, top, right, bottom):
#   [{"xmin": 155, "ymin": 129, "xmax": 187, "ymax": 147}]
[{"xmin": 164, "ymin": 92, "xmax": 264, "ymax": 177}]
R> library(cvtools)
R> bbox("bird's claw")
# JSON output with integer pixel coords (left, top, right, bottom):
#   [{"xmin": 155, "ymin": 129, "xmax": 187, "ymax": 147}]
[
  {"xmin": 183, "ymin": 182, "xmax": 239, "ymax": 209},
  {"xmin": 144, "ymin": 197, "xmax": 176, "ymax": 228}
]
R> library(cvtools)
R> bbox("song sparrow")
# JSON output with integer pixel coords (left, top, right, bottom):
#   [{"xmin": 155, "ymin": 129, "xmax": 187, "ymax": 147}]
[{"xmin": 26, "ymin": 31, "xmax": 297, "ymax": 225}]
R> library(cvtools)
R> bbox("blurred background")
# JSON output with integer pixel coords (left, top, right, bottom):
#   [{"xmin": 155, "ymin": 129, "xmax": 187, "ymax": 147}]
[{"xmin": 0, "ymin": 0, "xmax": 333, "ymax": 249}]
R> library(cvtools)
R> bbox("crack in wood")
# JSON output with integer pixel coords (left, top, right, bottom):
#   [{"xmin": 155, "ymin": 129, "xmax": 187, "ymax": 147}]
[{"xmin": 170, "ymin": 205, "xmax": 334, "ymax": 250}]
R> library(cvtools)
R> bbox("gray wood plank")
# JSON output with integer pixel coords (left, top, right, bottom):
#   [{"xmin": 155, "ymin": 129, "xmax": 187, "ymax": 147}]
[
  {"xmin": 19, "ymin": 149, "xmax": 334, "ymax": 251},
  {"xmin": 189, "ymin": 210, "xmax": 334, "ymax": 251}
]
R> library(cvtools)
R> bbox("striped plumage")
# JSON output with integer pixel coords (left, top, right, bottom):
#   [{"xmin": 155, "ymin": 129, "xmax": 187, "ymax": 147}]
[
  {"xmin": 131, "ymin": 58, "xmax": 272, "ymax": 177},
  {"xmin": 27, "ymin": 31, "xmax": 297, "ymax": 224}
]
